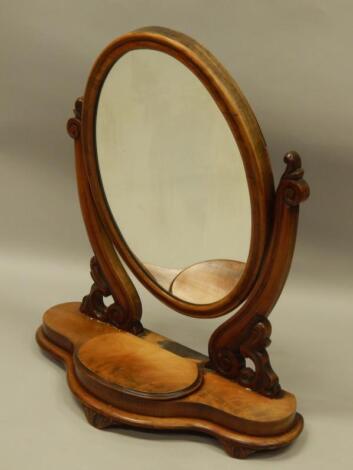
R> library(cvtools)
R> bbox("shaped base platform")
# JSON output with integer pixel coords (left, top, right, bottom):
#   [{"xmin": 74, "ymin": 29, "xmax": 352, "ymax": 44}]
[{"xmin": 36, "ymin": 302, "xmax": 303, "ymax": 458}]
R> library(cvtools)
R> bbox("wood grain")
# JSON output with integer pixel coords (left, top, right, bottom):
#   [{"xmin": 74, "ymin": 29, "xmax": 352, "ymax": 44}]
[
  {"xmin": 41, "ymin": 303, "xmax": 297, "ymax": 434},
  {"xmin": 75, "ymin": 332, "xmax": 203, "ymax": 399},
  {"xmin": 36, "ymin": 302, "xmax": 304, "ymax": 458}
]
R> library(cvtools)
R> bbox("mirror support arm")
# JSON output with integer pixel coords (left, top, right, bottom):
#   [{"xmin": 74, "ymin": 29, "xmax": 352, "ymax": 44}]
[
  {"xmin": 67, "ymin": 97, "xmax": 143, "ymax": 334},
  {"xmin": 208, "ymin": 152, "xmax": 310, "ymax": 397}
]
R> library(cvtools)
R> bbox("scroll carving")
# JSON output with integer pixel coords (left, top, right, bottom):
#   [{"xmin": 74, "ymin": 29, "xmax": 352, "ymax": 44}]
[
  {"xmin": 81, "ymin": 256, "xmax": 143, "ymax": 334},
  {"xmin": 67, "ymin": 97, "xmax": 83, "ymax": 140},
  {"xmin": 213, "ymin": 317, "xmax": 281, "ymax": 398},
  {"xmin": 281, "ymin": 151, "xmax": 310, "ymax": 206},
  {"xmin": 208, "ymin": 152, "xmax": 309, "ymax": 398}
]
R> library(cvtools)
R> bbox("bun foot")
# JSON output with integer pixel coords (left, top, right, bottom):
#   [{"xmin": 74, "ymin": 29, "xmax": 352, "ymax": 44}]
[
  {"xmin": 83, "ymin": 405, "xmax": 116, "ymax": 429},
  {"xmin": 218, "ymin": 438, "xmax": 256, "ymax": 459}
]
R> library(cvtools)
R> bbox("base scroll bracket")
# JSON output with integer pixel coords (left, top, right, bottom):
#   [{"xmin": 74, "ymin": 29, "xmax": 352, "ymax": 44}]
[
  {"xmin": 212, "ymin": 316, "xmax": 282, "ymax": 398},
  {"xmin": 81, "ymin": 256, "xmax": 143, "ymax": 334}
]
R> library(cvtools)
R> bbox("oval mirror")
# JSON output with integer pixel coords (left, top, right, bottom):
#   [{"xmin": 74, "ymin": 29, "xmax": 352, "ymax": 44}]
[
  {"xmin": 96, "ymin": 49, "xmax": 251, "ymax": 305},
  {"xmin": 83, "ymin": 28, "xmax": 274, "ymax": 317}
]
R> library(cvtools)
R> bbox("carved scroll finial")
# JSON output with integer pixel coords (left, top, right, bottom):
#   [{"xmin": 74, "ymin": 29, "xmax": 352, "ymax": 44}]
[
  {"xmin": 67, "ymin": 97, "xmax": 83, "ymax": 140},
  {"xmin": 283, "ymin": 151, "xmax": 303, "ymax": 177},
  {"xmin": 81, "ymin": 256, "xmax": 143, "ymax": 334},
  {"xmin": 73, "ymin": 97, "xmax": 83, "ymax": 119},
  {"xmin": 281, "ymin": 151, "xmax": 310, "ymax": 206}
]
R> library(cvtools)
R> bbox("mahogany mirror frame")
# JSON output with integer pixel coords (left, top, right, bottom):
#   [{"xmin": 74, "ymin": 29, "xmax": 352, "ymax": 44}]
[
  {"xmin": 81, "ymin": 26, "xmax": 275, "ymax": 318},
  {"xmin": 37, "ymin": 26, "xmax": 310, "ymax": 459}
]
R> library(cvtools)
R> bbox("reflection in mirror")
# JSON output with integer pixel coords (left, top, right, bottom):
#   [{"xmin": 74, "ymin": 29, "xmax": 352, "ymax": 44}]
[{"xmin": 96, "ymin": 49, "xmax": 251, "ymax": 304}]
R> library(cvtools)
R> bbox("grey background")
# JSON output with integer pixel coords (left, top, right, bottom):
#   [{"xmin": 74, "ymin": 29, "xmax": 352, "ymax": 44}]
[{"xmin": 1, "ymin": 1, "xmax": 352, "ymax": 469}]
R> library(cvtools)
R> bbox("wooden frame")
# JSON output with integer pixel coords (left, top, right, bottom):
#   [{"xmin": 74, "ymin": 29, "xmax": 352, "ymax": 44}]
[
  {"xmin": 82, "ymin": 26, "xmax": 275, "ymax": 317},
  {"xmin": 37, "ymin": 27, "xmax": 310, "ymax": 458}
]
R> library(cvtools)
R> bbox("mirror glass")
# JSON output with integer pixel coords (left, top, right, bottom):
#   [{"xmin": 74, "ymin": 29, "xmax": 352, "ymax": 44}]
[{"xmin": 96, "ymin": 49, "xmax": 251, "ymax": 304}]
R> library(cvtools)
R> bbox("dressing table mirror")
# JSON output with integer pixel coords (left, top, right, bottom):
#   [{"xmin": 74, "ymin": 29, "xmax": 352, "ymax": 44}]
[{"xmin": 36, "ymin": 27, "xmax": 309, "ymax": 458}]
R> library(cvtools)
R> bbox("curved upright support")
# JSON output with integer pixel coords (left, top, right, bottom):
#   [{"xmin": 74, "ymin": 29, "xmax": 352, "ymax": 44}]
[
  {"xmin": 67, "ymin": 97, "xmax": 143, "ymax": 334},
  {"xmin": 208, "ymin": 152, "xmax": 310, "ymax": 397}
]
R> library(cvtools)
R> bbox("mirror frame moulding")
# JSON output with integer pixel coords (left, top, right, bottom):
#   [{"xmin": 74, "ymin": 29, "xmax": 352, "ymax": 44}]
[{"xmin": 80, "ymin": 26, "xmax": 275, "ymax": 318}]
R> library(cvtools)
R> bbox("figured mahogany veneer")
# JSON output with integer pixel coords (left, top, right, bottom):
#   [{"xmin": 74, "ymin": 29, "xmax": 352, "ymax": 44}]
[
  {"xmin": 37, "ymin": 302, "xmax": 303, "ymax": 458},
  {"xmin": 75, "ymin": 333, "xmax": 203, "ymax": 400}
]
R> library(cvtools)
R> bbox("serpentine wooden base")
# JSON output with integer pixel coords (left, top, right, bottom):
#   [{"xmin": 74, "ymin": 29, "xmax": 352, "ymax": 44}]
[{"xmin": 36, "ymin": 303, "xmax": 303, "ymax": 458}]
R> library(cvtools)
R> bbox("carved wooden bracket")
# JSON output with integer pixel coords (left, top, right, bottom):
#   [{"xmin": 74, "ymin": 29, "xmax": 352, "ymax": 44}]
[
  {"xmin": 81, "ymin": 256, "xmax": 143, "ymax": 335},
  {"xmin": 208, "ymin": 152, "xmax": 309, "ymax": 398},
  {"xmin": 211, "ymin": 316, "xmax": 281, "ymax": 398}
]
